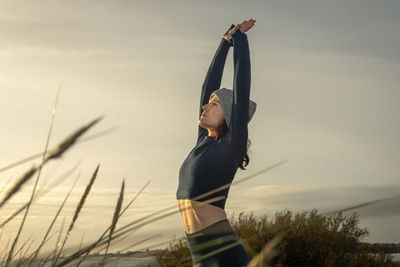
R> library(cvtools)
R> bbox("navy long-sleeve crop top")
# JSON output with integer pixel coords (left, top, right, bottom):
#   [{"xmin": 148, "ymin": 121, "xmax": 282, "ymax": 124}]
[{"xmin": 176, "ymin": 24, "xmax": 251, "ymax": 210}]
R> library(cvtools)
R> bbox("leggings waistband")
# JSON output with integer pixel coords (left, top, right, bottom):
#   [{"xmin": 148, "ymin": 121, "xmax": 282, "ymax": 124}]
[
  {"xmin": 186, "ymin": 219, "xmax": 233, "ymax": 238},
  {"xmin": 186, "ymin": 219, "xmax": 240, "ymax": 251}
]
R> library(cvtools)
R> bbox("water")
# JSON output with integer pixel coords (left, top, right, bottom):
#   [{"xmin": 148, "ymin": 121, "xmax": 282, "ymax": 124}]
[{"xmin": 391, "ymin": 254, "xmax": 400, "ymax": 262}]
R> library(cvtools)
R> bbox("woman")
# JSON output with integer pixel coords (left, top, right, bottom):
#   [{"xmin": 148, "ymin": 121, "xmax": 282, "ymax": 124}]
[{"xmin": 176, "ymin": 19, "xmax": 257, "ymax": 266}]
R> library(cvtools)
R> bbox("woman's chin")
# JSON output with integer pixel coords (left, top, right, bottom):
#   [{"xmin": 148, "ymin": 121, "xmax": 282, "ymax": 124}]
[{"xmin": 198, "ymin": 120, "xmax": 207, "ymax": 129}]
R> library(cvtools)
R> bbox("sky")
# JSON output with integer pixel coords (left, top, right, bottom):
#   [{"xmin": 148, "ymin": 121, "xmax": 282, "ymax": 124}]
[{"xmin": 0, "ymin": 0, "xmax": 399, "ymax": 257}]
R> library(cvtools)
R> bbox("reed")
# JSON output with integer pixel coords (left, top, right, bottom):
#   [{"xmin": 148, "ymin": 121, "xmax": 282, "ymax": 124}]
[
  {"xmin": 246, "ymin": 234, "xmax": 283, "ymax": 267},
  {"xmin": 0, "ymin": 115, "xmax": 101, "ymax": 213},
  {"xmin": 17, "ymin": 238, "xmax": 35, "ymax": 266},
  {"xmin": 0, "ymin": 176, "xmax": 15, "ymax": 198},
  {"xmin": 71, "ymin": 180, "xmax": 151, "ymax": 267},
  {"xmin": 0, "ymin": 163, "xmax": 79, "ymax": 228},
  {"xmin": 101, "ymin": 178, "xmax": 125, "ymax": 266},
  {"xmin": 52, "ymin": 164, "xmax": 99, "ymax": 266},
  {"xmin": 28, "ymin": 174, "xmax": 80, "ymax": 266},
  {"xmin": 50, "ymin": 217, "xmax": 66, "ymax": 267},
  {"xmin": 0, "ymin": 166, "xmax": 37, "ymax": 209},
  {"xmin": 63, "ymin": 180, "xmax": 151, "ymax": 267},
  {"xmin": 34, "ymin": 232, "xmax": 59, "ymax": 267},
  {"xmin": 23, "ymin": 230, "xmax": 58, "ymax": 266},
  {"xmin": 4, "ymin": 90, "xmax": 60, "ymax": 267},
  {"xmin": 1, "ymin": 236, "xmax": 12, "ymax": 263},
  {"xmin": 0, "ymin": 111, "xmax": 105, "ymax": 267},
  {"xmin": 45, "ymin": 117, "xmax": 103, "ymax": 162},
  {"xmin": 12, "ymin": 234, "xmax": 33, "ymax": 261},
  {"xmin": 0, "ymin": 125, "xmax": 115, "ymax": 174}
]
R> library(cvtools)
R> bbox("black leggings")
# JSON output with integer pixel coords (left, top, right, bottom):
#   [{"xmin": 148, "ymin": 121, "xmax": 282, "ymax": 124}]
[{"xmin": 185, "ymin": 219, "xmax": 250, "ymax": 266}]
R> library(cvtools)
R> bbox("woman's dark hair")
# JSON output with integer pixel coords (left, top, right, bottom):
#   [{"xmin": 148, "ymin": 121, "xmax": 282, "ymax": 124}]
[{"xmin": 216, "ymin": 120, "xmax": 251, "ymax": 170}]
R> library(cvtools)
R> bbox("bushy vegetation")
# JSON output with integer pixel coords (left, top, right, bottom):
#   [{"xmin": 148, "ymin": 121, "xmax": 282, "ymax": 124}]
[{"xmin": 156, "ymin": 209, "xmax": 399, "ymax": 266}]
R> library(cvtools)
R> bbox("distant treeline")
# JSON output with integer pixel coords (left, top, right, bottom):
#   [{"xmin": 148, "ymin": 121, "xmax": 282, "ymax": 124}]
[{"xmin": 360, "ymin": 243, "xmax": 400, "ymax": 254}]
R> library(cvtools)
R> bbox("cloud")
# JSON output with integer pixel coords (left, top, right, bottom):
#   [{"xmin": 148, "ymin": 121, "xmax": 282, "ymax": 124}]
[{"xmin": 227, "ymin": 183, "xmax": 400, "ymax": 218}]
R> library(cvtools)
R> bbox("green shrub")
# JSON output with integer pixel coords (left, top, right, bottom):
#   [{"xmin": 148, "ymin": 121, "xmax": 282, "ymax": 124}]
[
  {"xmin": 156, "ymin": 209, "xmax": 397, "ymax": 266},
  {"xmin": 230, "ymin": 209, "xmax": 394, "ymax": 266}
]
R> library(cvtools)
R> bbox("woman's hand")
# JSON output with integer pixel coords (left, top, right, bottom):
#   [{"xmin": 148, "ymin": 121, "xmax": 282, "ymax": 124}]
[
  {"xmin": 238, "ymin": 18, "xmax": 256, "ymax": 33},
  {"xmin": 222, "ymin": 18, "xmax": 256, "ymax": 41}
]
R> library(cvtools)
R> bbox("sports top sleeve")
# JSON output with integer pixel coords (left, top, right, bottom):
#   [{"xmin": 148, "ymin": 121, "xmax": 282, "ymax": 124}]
[
  {"xmin": 225, "ymin": 30, "xmax": 251, "ymax": 159},
  {"xmin": 196, "ymin": 24, "xmax": 235, "ymax": 145}
]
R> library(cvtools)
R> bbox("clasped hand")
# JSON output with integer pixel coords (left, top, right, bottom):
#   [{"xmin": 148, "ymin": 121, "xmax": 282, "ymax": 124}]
[{"xmin": 222, "ymin": 18, "xmax": 256, "ymax": 41}]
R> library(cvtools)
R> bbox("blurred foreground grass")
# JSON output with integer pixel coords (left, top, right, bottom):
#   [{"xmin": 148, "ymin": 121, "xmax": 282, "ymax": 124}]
[{"xmin": 1, "ymin": 98, "xmax": 399, "ymax": 266}]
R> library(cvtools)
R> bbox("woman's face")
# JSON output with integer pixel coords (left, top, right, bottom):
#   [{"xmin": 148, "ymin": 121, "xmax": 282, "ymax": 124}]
[{"xmin": 198, "ymin": 94, "xmax": 225, "ymax": 132}]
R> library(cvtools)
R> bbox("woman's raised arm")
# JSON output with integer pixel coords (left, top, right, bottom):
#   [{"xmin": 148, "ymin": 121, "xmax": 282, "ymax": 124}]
[
  {"xmin": 196, "ymin": 24, "xmax": 235, "ymax": 145},
  {"xmin": 225, "ymin": 24, "xmax": 252, "ymax": 159}
]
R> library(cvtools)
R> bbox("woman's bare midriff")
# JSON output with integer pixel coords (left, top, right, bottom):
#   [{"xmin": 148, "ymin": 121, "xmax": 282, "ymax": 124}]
[{"xmin": 178, "ymin": 199, "xmax": 228, "ymax": 234}]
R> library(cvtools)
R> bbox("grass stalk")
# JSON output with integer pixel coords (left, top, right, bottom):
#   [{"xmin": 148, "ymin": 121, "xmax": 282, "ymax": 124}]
[
  {"xmin": 0, "ymin": 162, "xmax": 79, "ymax": 228},
  {"xmin": 4, "ymin": 90, "xmax": 60, "ymax": 267},
  {"xmin": 101, "ymin": 179, "xmax": 125, "ymax": 266},
  {"xmin": 24, "ymin": 230, "xmax": 58, "ymax": 266},
  {"xmin": 13, "ymin": 234, "xmax": 33, "ymax": 258},
  {"xmin": 246, "ymin": 234, "xmax": 283, "ymax": 267},
  {"xmin": 0, "ymin": 115, "xmax": 102, "ymax": 215},
  {"xmin": 74, "ymin": 180, "xmax": 151, "ymax": 267},
  {"xmin": 50, "ymin": 216, "xmax": 66, "ymax": 267},
  {"xmin": 28, "ymin": 174, "xmax": 81, "ymax": 266},
  {"xmin": 52, "ymin": 164, "xmax": 99, "ymax": 266},
  {"xmin": 0, "ymin": 166, "xmax": 37, "ymax": 209},
  {"xmin": 0, "ymin": 125, "xmax": 114, "ymax": 174},
  {"xmin": 44, "ymin": 117, "xmax": 103, "ymax": 162},
  {"xmin": 1, "ymin": 235, "xmax": 12, "ymax": 264},
  {"xmin": 78, "ymin": 233, "xmax": 85, "ymax": 252},
  {"xmin": 17, "ymin": 238, "xmax": 35, "ymax": 266},
  {"xmin": 0, "ymin": 176, "xmax": 14, "ymax": 196},
  {"xmin": 0, "ymin": 115, "xmax": 101, "ymax": 226}
]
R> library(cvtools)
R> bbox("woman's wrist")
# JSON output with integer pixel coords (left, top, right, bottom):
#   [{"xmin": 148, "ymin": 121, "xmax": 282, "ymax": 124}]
[
  {"xmin": 222, "ymin": 24, "xmax": 244, "ymax": 45},
  {"xmin": 222, "ymin": 33, "xmax": 232, "ymax": 41}
]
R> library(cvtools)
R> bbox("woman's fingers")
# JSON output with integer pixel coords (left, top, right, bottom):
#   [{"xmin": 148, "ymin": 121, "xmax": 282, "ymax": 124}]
[
  {"xmin": 239, "ymin": 18, "xmax": 256, "ymax": 33},
  {"xmin": 225, "ymin": 19, "xmax": 255, "ymax": 39}
]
